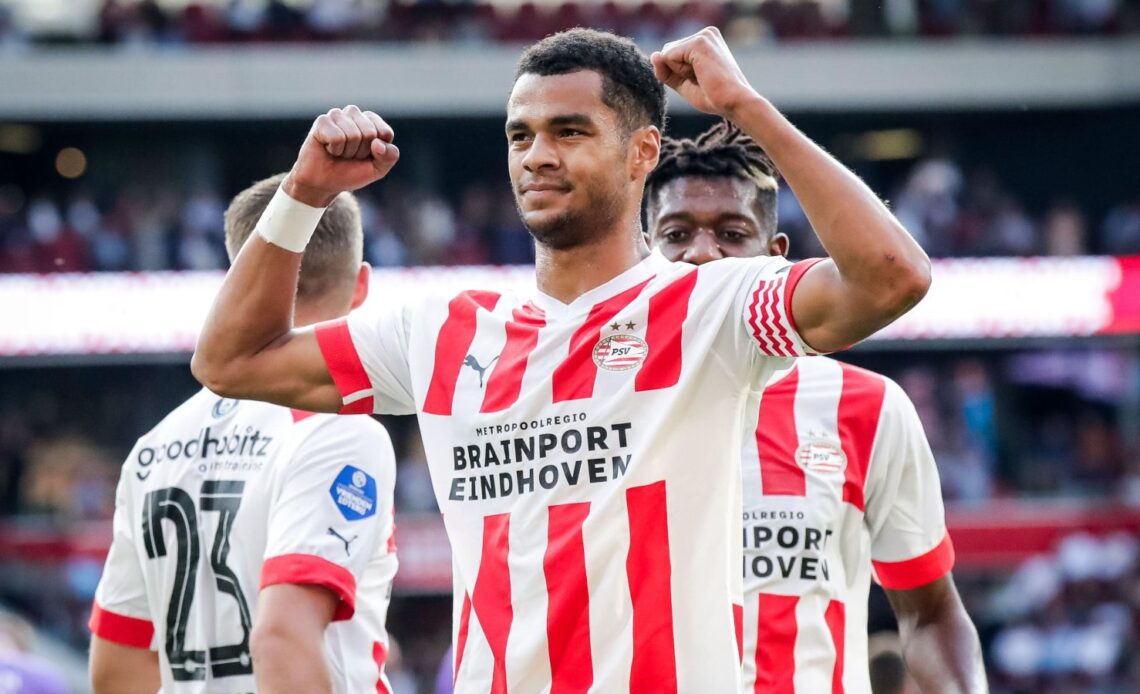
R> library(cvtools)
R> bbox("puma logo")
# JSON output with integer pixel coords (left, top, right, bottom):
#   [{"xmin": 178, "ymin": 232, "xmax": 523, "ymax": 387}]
[
  {"xmin": 463, "ymin": 354, "xmax": 499, "ymax": 388},
  {"xmin": 327, "ymin": 527, "xmax": 358, "ymax": 556}
]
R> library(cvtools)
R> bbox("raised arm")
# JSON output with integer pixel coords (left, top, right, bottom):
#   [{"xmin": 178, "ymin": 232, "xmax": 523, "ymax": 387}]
[
  {"xmin": 191, "ymin": 106, "xmax": 400, "ymax": 411},
  {"xmin": 652, "ymin": 29, "xmax": 931, "ymax": 353}
]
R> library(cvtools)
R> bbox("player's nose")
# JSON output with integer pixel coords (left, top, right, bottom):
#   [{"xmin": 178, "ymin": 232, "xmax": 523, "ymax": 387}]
[
  {"xmin": 522, "ymin": 132, "xmax": 560, "ymax": 172},
  {"xmin": 682, "ymin": 230, "xmax": 724, "ymax": 265}
]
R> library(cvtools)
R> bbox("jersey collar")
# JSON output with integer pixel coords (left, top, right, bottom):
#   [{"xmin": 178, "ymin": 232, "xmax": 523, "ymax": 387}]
[{"xmin": 530, "ymin": 249, "xmax": 672, "ymax": 318}]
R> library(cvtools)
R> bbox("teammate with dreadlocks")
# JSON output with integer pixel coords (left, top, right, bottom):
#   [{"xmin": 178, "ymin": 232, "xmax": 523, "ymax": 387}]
[{"xmin": 647, "ymin": 121, "xmax": 987, "ymax": 693}]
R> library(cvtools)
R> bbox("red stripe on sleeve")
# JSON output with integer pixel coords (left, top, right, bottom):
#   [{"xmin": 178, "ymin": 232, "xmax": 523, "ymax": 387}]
[
  {"xmin": 471, "ymin": 513, "xmax": 513, "ymax": 694},
  {"xmin": 372, "ymin": 641, "xmax": 392, "ymax": 694},
  {"xmin": 733, "ymin": 603, "xmax": 744, "ymax": 663},
  {"xmin": 635, "ymin": 270, "xmax": 698, "ymax": 392},
  {"xmin": 423, "ymin": 290, "xmax": 501, "ymax": 416},
  {"xmin": 836, "ymin": 363, "xmax": 888, "ymax": 511},
  {"xmin": 552, "ymin": 278, "xmax": 652, "ymax": 402},
  {"xmin": 88, "ymin": 602, "xmax": 154, "ymax": 649},
  {"xmin": 626, "ymin": 481, "xmax": 677, "ymax": 694},
  {"xmin": 873, "ymin": 532, "xmax": 956, "ymax": 590},
  {"xmin": 314, "ymin": 319, "xmax": 376, "ymax": 414},
  {"xmin": 763, "ymin": 280, "xmax": 793, "ymax": 357},
  {"xmin": 754, "ymin": 593, "xmax": 798, "ymax": 694},
  {"xmin": 260, "ymin": 553, "xmax": 357, "ymax": 621},
  {"xmin": 756, "ymin": 367, "xmax": 806, "ymax": 496},
  {"xmin": 749, "ymin": 281, "xmax": 791, "ymax": 357},
  {"xmin": 825, "ymin": 600, "xmax": 846, "ymax": 694},
  {"xmin": 768, "ymin": 277, "xmax": 797, "ymax": 355},
  {"xmin": 454, "ymin": 592, "xmax": 472, "ymax": 682},
  {"xmin": 783, "ymin": 258, "xmax": 825, "ymax": 347},
  {"xmin": 544, "ymin": 502, "xmax": 593, "ymax": 694},
  {"xmin": 482, "ymin": 304, "xmax": 546, "ymax": 413}
]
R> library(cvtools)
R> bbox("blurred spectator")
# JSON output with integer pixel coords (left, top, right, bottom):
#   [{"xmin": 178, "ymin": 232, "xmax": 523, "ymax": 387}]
[
  {"xmin": 0, "ymin": 613, "xmax": 68, "ymax": 694},
  {"xmin": 988, "ymin": 532, "xmax": 1138, "ymax": 692},
  {"xmin": 892, "ymin": 157, "xmax": 963, "ymax": 255},
  {"xmin": 1042, "ymin": 201, "xmax": 1089, "ymax": 256},
  {"xmin": 985, "ymin": 197, "xmax": 1038, "ymax": 256},
  {"xmin": 1102, "ymin": 199, "xmax": 1140, "ymax": 254}
]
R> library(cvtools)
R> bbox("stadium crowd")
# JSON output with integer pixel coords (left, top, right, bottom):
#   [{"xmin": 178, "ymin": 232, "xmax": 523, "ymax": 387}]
[
  {"xmin": 2, "ymin": 156, "xmax": 1139, "ymax": 274},
  {"xmin": 984, "ymin": 532, "xmax": 1140, "ymax": 693},
  {"xmin": 1, "ymin": 0, "xmax": 1137, "ymax": 49}
]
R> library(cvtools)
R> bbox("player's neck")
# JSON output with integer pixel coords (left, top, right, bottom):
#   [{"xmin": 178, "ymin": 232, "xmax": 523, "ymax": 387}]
[{"xmin": 535, "ymin": 221, "xmax": 651, "ymax": 305}]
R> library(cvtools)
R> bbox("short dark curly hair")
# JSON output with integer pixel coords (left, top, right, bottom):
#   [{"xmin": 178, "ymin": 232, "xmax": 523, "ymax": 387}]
[
  {"xmin": 645, "ymin": 120, "xmax": 780, "ymax": 229},
  {"xmin": 515, "ymin": 28, "xmax": 666, "ymax": 133}
]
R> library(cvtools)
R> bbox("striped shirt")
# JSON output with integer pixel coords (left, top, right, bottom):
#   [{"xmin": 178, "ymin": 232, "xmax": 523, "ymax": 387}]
[
  {"xmin": 317, "ymin": 250, "xmax": 818, "ymax": 693},
  {"xmin": 740, "ymin": 357, "xmax": 954, "ymax": 693}
]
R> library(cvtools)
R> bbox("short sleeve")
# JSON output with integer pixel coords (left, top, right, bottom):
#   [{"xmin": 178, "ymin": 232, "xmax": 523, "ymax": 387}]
[
  {"xmin": 864, "ymin": 381, "xmax": 955, "ymax": 591},
  {"xmin": 90, "ymin": 472, "xmax": 156, "ymax": 650},
  {"xmin": 314, "ymin": 299, "xmax": 417, "ymax": 416},
  {"xmin": 730, "ymin": 255, "xmax": 824, "ymax": 359},
  {"xmin": 261, "ymin": 417, "xmax": 397, "ymax": 622}
]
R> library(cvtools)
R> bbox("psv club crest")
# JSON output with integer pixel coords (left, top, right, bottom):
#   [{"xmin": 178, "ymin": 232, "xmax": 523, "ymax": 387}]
[
  {"xmin": 592, "ymin": 334, "xmax": 648, "ymax": 371},
  {"xmin": 795, "ymin": 441, "xmax": 847, "ymax": 474}
]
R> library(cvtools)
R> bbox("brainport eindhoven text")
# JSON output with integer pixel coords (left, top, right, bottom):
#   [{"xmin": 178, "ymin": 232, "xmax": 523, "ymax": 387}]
[{"xmin": 449, "ymin": 421, "xmax": 634, "ymax": 501}]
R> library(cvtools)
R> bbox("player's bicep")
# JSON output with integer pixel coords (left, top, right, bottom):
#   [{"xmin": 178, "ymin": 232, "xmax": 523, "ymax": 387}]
[
  {"xmin": 195, "ymin": 324, "xmax": 343, "ymax": 413},
  {"xmin": 253, "ymin": 583, "xmax": 338, "ymax": 641},
  {"xmin": 90, "ymin": 636, "xmax": 160, "ymax": 694},
  {"xmin": 790, "ymin": 257, "xmax": 917, "ymax": 353}
]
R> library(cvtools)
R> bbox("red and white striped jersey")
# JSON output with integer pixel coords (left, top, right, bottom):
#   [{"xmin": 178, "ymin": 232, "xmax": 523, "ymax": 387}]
[
  {"xmin": 90, "ymin": 389, "xmax": 399, "ymax": 694},
  {"xmin": 739, "ymin": 357, "xmax": 955, "ymax": 694},
  {"xmin": 316, "ymin": 250, "xmax": 818, "ymax": 693}
]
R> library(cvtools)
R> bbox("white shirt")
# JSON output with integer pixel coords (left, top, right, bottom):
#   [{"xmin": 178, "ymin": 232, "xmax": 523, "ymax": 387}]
[
  {"xmin": 91, "ymin": 389, "xmax": 399, "ymax": 694},
  {"xmin": 316, "ymin": 250, "xmax": 817, "ymax": 693},
  {"xmin": 739, "ymin": 357, "xmax": 954, "ymax": 693}
]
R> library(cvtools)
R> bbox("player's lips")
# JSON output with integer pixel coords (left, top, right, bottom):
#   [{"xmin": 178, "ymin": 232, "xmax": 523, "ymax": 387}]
[{"xmin": 520, "ymin": 182, "xmax": 571, "ymax": 195}]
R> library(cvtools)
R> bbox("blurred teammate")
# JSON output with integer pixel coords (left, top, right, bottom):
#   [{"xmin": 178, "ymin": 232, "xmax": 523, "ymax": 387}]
[
  {"xmin": 89, "ymin": 175, "xmax": 398, "ymax": 694},
  {"xmin": 192, "ymin": 28, "xmax": 931, "ymax": 691},
  {"xmin": 646, "ymin": 121, "xmax": 985, "ymax": 693}
]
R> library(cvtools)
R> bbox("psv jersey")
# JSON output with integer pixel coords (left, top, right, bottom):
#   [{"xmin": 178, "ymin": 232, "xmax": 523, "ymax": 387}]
[
  {"xmin": 90, "ymin": 389, "xmax": 399, "ymax": 694},
  {"xmin": 740, "ymin": 357, "xmax": 955, "ymax": 694},
  {"xmin": 316, "ymin": 250, "xmax": 816, "ymax": 693}
]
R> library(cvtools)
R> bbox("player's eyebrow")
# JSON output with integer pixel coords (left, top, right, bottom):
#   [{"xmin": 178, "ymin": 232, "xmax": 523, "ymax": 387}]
[
  {"xmin": 506, "ymin": 113, "xmax": 595, "ymax": 134},
  {"xmin": 657, "ymin": 210, "xmax": 757, "ymax": 226},
  {"xmin": 546, "ymin": 113, "xmax": 595, "ymax": 129}
]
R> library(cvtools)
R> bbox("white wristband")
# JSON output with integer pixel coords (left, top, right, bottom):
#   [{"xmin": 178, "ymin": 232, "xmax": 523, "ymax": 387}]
[{"xmin": 255, "ymin": 186, "xmax": 327, "ymax": 253}]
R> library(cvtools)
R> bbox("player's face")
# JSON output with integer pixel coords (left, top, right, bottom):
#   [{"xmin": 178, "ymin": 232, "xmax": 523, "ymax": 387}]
[
  {"xmin": 649, "ymin": 176, "xmax": 783, "ymax": 265},
  {"xmin": 506, "ymin": 71, "xmax": 638, "ymax": 249}
]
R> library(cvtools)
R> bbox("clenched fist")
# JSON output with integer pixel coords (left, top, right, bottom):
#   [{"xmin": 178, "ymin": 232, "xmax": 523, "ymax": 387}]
[
  {"xmin": 651, "ymin": 27, "xmax": 758, "ymax": 119},
  {"xmin": 283, "ymin": 105, "xmax": 400, "ymax": 208}
]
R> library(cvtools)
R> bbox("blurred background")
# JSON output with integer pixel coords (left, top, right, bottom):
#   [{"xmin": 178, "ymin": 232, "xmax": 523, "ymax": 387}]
[{"xmin": 1, "ymin": 0, "xmax": 1139, "ymax": 692}]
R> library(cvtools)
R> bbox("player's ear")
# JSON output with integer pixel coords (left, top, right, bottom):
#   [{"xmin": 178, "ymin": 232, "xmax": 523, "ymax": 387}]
[
  {"xmin": 629, "ymin": 125, "xmax": 661, "ymax": 180},
  {"xmin": 350, "ymin": 263, "xmax": 370, "ymax": 309},
  {"xmin": 769, "ymin": 233, "xmax": 790, "ymax": 258}
]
